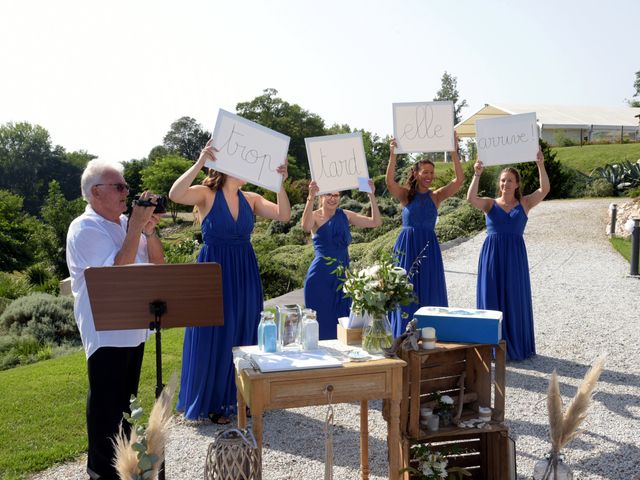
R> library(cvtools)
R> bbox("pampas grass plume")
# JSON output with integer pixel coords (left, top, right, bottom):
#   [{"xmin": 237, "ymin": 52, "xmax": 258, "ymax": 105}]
[
  {"xmin": 113, "ymin": 372, "xmax": 178, "ymax": 480},
  {"xmin": 559, "ymin": 355, "xmax": 605, "ymax": 450},
  {"xmin": 546, "ymin": 369, "xmax": 564, "ymax": 454}
]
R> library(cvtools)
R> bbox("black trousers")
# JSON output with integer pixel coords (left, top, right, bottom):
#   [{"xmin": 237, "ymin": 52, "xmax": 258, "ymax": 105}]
[{"xmin": 86, "ymin": 343, "xmax": 145, "ymax": 480}]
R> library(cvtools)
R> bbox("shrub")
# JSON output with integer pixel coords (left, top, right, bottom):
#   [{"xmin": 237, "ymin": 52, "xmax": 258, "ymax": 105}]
[
  {"xmin": 0, "ymin": 334, "xmax": 53, "ymax": 370},
  {"xmin": 626, "ymin": 186, "xmax": 640, "ymax": 198},
  {"xmin": 163, "ymin": 238, "xmax": 200, "ymax": 264},
  {"xmin": 266, "ymin": 203, "xmax": 305, "ymax": 235},
  {"xmin": 436, "ymin": 202, "xmax": 485, "ymax": 243},
  {"xmin": 256, "ymin": 244, "xmax": 314, "ymax": 299},
  {"xmin": 0, "ymin": 297, "xmax": 11, "ymax": 317},
  {"xmin": 0, "ymin": 272, "xmax": 32, "ymax": 300},
  {"xmin": 340, "ymin": 198, "xmax": 365, "ymax": 213},
  {"xmin": 0, "ymin": 293, "xmax": 79, "ymax": 345},
  {"xmin": 585, "ymin": 178, "xmax": 615, "ymax": 197}
]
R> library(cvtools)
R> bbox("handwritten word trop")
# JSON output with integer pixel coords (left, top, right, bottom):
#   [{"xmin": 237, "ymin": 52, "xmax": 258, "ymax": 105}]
[
  {"xmin": 317, "ymin": 148, "xmax": 363, "ymax": 179},
  {"xmin": 219, "ymin": 122, "xmax": 278, "ymax": 181}
]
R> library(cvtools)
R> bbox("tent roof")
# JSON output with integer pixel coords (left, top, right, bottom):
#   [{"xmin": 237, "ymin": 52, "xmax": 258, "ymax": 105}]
[{"xmin": 455, "ymin": 104, "xmax": 640, "ymax": 137}]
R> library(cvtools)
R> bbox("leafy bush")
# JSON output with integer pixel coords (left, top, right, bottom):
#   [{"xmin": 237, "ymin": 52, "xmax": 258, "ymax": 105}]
[
  {"xmin": 436, "ymin": 202, "xmax": 485, "ymax": 243},
  {"xmin": 25, "ymin": 263, "xmax": 60, "ymax": 295},
  {"xmin": 585, "ymin": 178, "xmax": 615, "ymax": 197},
  {"xmin": 517, "ymin": 140, "xmax": 572, "ymax": 199},
  {"xmin": 626, "ymin": 186, "xmax": 640, "ymax": 198},
  {"xmin": 0, "ymin": 334, "xmax": 52, "ymax": 370},
  {"xmin": 438, "ymin": 197, "xmax": 465, "ymax": 216},
  {"xmin": 266, "ymin": 203, "xmax": 305, "ymax": 235},
  {"xmin": 163, "ymin": 238, "xmax": 200, "ymax": 264},
  {"xmin": 339, "ymin": 198, "xmax": 365, "ymax": 213},
  {"xmin": 0, "ymin": 272, "xmax": 32, "ymax": 300},
  {"xmin": 0, "ymin": 296, "xmax": 11, "ymax": 316},
  {"xmin": 0, "ymin": 293, "xmax": 79, "ymax": 345},
  {"xmin": 256, "ymin": 244, "xmax": 314, "ymax": 299}
]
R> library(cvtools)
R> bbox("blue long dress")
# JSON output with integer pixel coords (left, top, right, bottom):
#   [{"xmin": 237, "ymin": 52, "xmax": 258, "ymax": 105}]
[
  {"xmin": 476, "ymin": 202, "xmax": 534, "ymax": 361},
  {"xmin": 390, "ymin": 191, "xmax": 448, "ymax": 337},
  {"xmin": 304, "ymin": 209, "xmax": 352, "ymax": 340},
  {"xmin": 177, "ymin": 189, "xmax": 263, "ymax": 419}
]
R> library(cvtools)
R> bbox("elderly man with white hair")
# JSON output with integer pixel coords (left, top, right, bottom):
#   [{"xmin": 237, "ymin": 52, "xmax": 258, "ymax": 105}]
[{"xmin": 66, "ymin": 158, "xmax": 164, "ymax": 480}]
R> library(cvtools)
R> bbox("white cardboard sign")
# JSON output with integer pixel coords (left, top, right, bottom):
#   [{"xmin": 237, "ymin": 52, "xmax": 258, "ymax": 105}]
[
  {"xmin": 475, "ymin": 112, "xmax": 539, "ymax": 166},
  {"xmin": 305, "ymin": 132, "xmax": 369, "ymax": 195},
  {"xmin": 209, "ymin": 109, "xmax": 290, "ymax": 192},
  {"xmin": 393, "ymin": 101, "xmax": 455, "ymax": 153}
]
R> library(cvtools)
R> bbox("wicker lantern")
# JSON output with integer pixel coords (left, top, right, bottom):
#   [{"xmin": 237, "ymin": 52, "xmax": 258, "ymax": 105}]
[{"xmin": 204, "ymin": 428, "xmax": 261, "ymax": 480}]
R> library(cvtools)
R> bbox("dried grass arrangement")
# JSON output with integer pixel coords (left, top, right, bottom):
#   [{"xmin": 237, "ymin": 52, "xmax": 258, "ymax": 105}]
[
  {"xmin": 113, "ymin": 373, "xmax": 178, "ymax": 480},
  {"xmin": 539, "ymin": 355, "xmax": 606, "ymax": 480}
]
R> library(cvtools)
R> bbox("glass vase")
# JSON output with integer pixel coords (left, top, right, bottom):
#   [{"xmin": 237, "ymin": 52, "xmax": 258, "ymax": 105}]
[
  {"xmin": 532, "ymin": 454, "xmax": 574, "ymax": 480},
  {"xmin": 361, "ymin": 312, "xmax": 393, "ymax": 354},
  {"xmin": 437, "ymin": 409, "xmax": 453, "ymax": 427}
]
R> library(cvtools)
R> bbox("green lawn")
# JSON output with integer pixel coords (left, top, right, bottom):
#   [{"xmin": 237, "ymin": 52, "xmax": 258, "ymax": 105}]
[
  {"xmin": 552, "ymin": 143, "xmax": 640, "ymax": 174},
  {"xmin": 610, "ymin": 236, "xmax": 633, "ymax": 263},
  {"xmin": 0, "ymin": 328, "xmax": 185, "ymax": 480}
]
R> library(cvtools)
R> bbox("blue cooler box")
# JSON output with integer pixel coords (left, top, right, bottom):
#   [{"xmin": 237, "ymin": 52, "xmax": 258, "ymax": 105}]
[{"xmin": 414, "ymin": 306, "xmax": 503, "ymax": 344}]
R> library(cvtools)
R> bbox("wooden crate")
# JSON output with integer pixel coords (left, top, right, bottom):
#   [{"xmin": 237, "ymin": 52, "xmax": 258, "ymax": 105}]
[
  {"xmin": 398, "ymin": 341, "xmax": 506, "ymax": 440},
  {"xmin": 400, "ymin": 427, "xmax": 511, "ymax": 480}
]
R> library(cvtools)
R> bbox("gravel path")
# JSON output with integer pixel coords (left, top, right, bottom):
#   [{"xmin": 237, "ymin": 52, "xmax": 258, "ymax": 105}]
[{"xmin": 30, "ymin": 198, "xmax": 640, "ymax": 480}]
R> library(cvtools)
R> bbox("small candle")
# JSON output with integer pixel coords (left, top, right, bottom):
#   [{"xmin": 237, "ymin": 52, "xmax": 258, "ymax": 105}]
[{"xmin": 421, "ymin": 327, "xmax": 436, "ymax": 340}]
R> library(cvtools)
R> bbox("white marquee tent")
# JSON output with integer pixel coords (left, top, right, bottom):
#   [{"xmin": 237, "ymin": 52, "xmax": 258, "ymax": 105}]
[{"xmin": 455, "ymin": 104, "xmax": 640, "ymax": 145}]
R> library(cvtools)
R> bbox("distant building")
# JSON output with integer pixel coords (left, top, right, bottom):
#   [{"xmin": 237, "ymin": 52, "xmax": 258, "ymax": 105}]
[{"xmin": 456, "ymin": 104, "xmax": 640, "ymax": 146}]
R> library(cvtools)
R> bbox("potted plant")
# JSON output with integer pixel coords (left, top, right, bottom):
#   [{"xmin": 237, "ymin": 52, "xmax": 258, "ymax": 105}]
[{"xmin": 332, "ymin": 253, "xmax": 417, "ymax": 354}]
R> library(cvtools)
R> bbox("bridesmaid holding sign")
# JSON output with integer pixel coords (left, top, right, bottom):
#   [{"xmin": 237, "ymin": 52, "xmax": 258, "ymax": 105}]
[
  {"xmin": 466, "ymin": 149, "xmax": 549, "ymax": 361},
  {"xmin": 302, "ymin": 180, "xmax": 382, "ymax": 340},
  {"xmin": 386, "ymin": 136, "xmax": 464, "ymax": 337},
  {"xmin": 169, "ymin": 140, "xmax": 290, "ymax": 424}
]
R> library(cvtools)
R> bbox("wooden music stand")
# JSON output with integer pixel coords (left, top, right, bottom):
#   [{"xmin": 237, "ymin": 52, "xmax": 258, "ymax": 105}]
[{"xmin": 85, "ymin": 262, "xmax": 224, "ymax": 480}]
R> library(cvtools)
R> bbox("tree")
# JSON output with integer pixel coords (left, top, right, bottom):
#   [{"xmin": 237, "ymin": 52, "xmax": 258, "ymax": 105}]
[
  {"xmin": 434, "ymin": 71, "xmax": 468, "ymax": 125},
  {"xmin": 141, "ymin": 155, "xmax": 203, "ymax": 221},
  {"xmin": 628, "ymin": 70, "xmax": 640, "ymax": 107},
  {"xmin": 0, "ymin": 190, "xmax": 34, "ymax": 271},
  {"xmin": 39, "ymin": 180, "xmax": 85, "ymax": 277},
  {"xmin": 235, "ymin": 89, "xmax": 326, "ymax": 179},
  {"xmin": 65, "ymin": 150, "xmax": 96, "ymax": 169},
  {"xmin": 123, "ymin": 158, "xmax": 152, "ymax": 199},
  {"xmin": 163, "ymin": 117, "xmax": 210, "ymax": 161},
  {"xmin": 517, "ymin": 139, "xmax": 571, "ymax": 199},
  {"xmin": 0, "ymin": 122, "xmax": 82, "ymax": 214}
]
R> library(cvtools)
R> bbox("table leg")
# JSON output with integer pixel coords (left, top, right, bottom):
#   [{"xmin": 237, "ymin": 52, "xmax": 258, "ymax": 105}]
[
  {"xmin": 388, "ymin": 370, "xmax": 401, "ymax": 480},
  {"xmin": 252, "ymin": 408, "xmax": 264, "ymax": 452},
  {"xmin": 237, "ymin": 384, "xmax": 247, "ymax": 430},
  {"xmin": 360, "ymin": 399, "xmax": 369, "ymax": 480}
]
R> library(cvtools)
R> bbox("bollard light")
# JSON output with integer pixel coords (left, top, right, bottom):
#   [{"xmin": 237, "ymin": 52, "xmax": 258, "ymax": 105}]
[
  {"xmin": 631, "ymin": 218, "xmax": 640, "ymax": 277},
  {"xmin": 609, "ymin": 203, "xmax": 617, "ymax": 236}
]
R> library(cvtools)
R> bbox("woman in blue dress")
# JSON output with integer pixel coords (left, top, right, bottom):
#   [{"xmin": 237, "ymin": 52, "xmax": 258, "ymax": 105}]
[
  {"xmin": 466, "ymin": 149, "xmax": 549, "ymax": 360},
  {"xmin": 385, "ymin": 137, "xmax": 464, "ymax": 337},
  {"xmin": 169, "ymin": 139, "xmax": 290, "ymax": 423},
  {"xmin": 301, "ymin": 180, "xmax": 381, "ymax": 340}
]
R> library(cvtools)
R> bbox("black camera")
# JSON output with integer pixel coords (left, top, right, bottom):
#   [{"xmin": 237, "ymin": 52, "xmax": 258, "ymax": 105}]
[{"xmin": 133, "ymin": 195, "xmax": 167, "ymax": 214}]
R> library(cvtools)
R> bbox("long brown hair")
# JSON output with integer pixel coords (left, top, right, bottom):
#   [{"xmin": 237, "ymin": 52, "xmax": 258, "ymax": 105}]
[
  {"xmin": 498, "ymin": 167, "xmax": 522, "ymax": 200},
  {"xmin": 404, "ymin": 160, "xmax": 435, "ymax": 203},
  {"xmin": 202, "ymin": 168, "xmax": 226, "ymax": 191}
]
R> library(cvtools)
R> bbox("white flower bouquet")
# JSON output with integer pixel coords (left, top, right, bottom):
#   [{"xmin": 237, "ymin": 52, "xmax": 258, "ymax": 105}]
[{"xmin": 331, "ymin": 253, "xmax": 417, "ymax": 353}]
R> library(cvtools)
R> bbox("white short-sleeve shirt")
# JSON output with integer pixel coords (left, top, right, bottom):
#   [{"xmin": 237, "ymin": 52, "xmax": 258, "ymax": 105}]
[{"xmin": 66, "ymin": 205, "xmax": 150, "ymax": 358}]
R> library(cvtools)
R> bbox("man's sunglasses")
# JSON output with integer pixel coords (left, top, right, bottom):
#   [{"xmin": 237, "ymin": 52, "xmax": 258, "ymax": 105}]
[{"xmin": 94, "ymin": 183, "xmax": 130, "ymax": 192}]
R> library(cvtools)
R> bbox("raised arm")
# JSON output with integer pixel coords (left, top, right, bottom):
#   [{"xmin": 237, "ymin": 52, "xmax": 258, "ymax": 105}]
[
  {"xmin": 344, "ymin": 179, "xmax": 382, "ymax": 228},
  {"xmin": 466, "ymin": 161, "xmax": 493, "ymax": 213},
  {"xmin": 521, "ymin": 147, "xmax": 550, "ymax": 214},
  {"xmin": 432, "ymin": 133, "xmax": 464, "ymax": 207},
  {"xmin": 168, "ymin": 139, "xmax": 214, "ymax": 209},
  {"xmin": 251, "ymin": 160, "xmax": 291, "ymax": 222},
  {"xmin": 385, "ymin": 138, "xmax": 409, "ymax": 204},
  {"xmin": 301, "ymin": 180, "xmax": 319, "ymax": 233}
]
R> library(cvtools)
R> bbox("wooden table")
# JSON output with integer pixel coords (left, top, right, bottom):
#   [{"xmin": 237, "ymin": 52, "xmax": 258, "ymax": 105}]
[{"xmin": 234, "ymin": 344, "xmax": 406, "ymax": 480}]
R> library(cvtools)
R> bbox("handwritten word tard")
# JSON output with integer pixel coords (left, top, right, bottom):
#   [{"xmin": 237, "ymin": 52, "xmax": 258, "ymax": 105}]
[
  {"xmin": 219, "ymin": 123, "xmax": 278, "ymax": 180},
  {"xmin": 317, "ymin": 148, "xmax": 363, "ymax": 179},
  {"xmin": 398, "ymin": 105, "xmax": 443, "ymax": 141}
]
